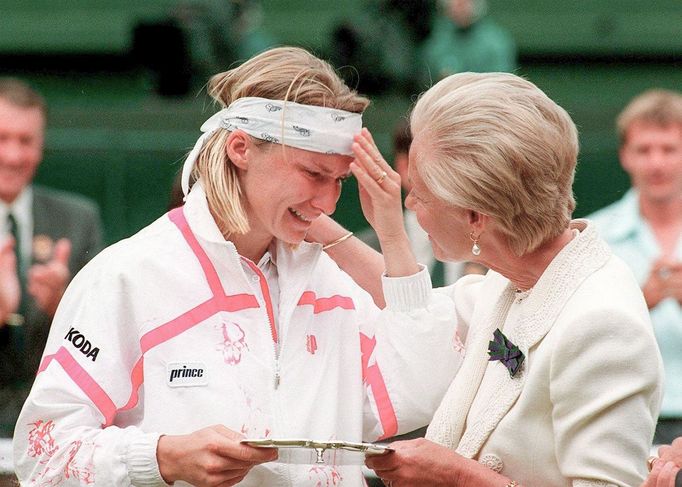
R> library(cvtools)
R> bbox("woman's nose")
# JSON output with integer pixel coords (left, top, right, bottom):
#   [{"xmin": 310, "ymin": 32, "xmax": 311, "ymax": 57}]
[{"xmin": 310, "ymin": 180, "xmax": 341, "ymax": 215}]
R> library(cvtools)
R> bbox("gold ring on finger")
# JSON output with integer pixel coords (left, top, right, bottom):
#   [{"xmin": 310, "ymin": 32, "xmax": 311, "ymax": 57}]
[
  {"xmin": 647, "ymin": 455, "xmax": 658, "ymax": 472},
  {"xmin": 376, "ymin": 171, "xmax": 387, "ymax": 184}
]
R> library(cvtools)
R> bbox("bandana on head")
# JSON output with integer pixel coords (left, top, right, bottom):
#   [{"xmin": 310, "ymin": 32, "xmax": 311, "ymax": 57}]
[{"xmin": 181, "ymin": 97, "xmax": 363, "ymax": 195}]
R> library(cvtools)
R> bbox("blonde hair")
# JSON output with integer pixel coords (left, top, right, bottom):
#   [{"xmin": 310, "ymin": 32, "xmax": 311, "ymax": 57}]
[
  {"xmin": 195, "ymin": 46, "xmax": 369, "ymax": 235},
  {"xmin": 616, "ymin": 89, "xmax": 682, "ymax": 144},
  {"xmin": 410, "ymin": 72, "xmax": 578, "ymax": 256}
]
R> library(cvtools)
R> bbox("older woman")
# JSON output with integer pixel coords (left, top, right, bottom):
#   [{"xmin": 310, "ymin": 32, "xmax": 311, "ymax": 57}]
[
  {"xmin": 13, "ymin": 47, "xmax": 461, "ymax": 487},
  {"xmin": 311, "ymin": 72, "xmax": 663, "ymax": 486}
]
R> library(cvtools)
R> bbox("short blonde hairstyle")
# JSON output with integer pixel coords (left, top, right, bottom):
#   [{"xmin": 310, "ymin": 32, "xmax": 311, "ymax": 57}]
[
  {"xmin": 410, "ymin": 72, "xmax": 578, "ymax": 256},
  {"xmin": 616, "ymin": 89, "xmax": 682, "ymax": 145},
  {"xmin": 195, "ymin": 46, "xmax": 369, "ymax": 235}
]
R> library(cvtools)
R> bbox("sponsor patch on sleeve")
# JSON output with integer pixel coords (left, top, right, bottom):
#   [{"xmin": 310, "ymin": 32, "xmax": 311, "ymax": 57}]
[{"xmin": 64, "ymin": 327, "xmax": 100, "ymax": 362}]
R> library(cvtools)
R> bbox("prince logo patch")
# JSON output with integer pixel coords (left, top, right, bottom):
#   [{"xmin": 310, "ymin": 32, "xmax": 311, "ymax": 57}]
[{"xmin": 166, "ymin": 362, "xmax": 208, "ymax": 387}]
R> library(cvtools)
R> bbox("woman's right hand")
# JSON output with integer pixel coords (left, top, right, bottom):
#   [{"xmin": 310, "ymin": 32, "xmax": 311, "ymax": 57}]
[
  {"xmin": 157, "ymin": 425, "xmax": 278, "ymax": 486},
  {"xmin": 352, "ymin": 128, "xmax": 420, "ymax": 278},
  {"xmin": 366, "ymin": 438, "xmax": 518, "ymax": 486},
  {"xmin": 351, "ymin": 128, "xmax": 405, "ymax": 243}
]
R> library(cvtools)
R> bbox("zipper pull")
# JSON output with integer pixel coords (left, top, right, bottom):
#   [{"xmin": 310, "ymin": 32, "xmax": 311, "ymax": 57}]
[{"xmin": 274, "ymin": 360, "xmax": 281, "ymax": 389}]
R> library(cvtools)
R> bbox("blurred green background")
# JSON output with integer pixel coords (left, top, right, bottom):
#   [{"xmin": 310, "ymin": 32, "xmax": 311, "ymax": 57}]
[{"xmin": 1, "ymin": 0, "xmax": 681, "ymax": 244}]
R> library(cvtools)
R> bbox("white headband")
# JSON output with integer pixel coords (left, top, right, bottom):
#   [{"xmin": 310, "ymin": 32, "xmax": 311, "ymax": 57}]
[{"xmin": 181, "ymin": 97, "xmax": 363, "ymax": 195}]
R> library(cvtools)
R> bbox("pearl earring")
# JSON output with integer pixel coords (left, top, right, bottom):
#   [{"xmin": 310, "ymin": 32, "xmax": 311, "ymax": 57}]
[{"xmin": 469, "ymin": 231, "xmax": 481, "ymax": 256}]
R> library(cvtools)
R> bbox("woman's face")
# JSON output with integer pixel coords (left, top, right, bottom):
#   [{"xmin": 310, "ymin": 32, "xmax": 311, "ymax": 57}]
[
  {"xmin": 239, "ymin": 142, "xmax": 352, "ymax": 244},
  {"xmin": 405, "ymin": 138, "xmax": 471, "ymax": 262}
]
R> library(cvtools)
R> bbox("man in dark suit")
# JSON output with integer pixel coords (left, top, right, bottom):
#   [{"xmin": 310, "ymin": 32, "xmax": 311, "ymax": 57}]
[{"xmin": 0, "ymin": 78, "xmax": 103, "ymax": 437}]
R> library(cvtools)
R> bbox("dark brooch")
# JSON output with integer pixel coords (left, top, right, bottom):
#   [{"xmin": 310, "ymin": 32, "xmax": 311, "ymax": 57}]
[{"xmin": 488, "ymin": 328, "xmax": 525, "ymax": 378}]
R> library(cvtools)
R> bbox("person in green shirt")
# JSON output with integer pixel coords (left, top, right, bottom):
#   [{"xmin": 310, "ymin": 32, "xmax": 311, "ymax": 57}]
[{"xmin": 421, "ymin": 0, "xmax": 517, "ymax": 83}]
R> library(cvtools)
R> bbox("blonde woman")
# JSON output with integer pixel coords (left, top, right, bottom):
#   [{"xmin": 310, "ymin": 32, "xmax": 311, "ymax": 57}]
[
  {"xmin": 13, "ymin": 47, "xmax": 461, "ymax": 486},
  {"xmin": 312, "ymin": 72, "xmax": 663, "ymax": 486}
]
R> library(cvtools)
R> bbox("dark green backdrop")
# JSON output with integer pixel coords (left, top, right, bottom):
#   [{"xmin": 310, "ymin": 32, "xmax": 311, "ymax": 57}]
[{"xmin": 1, "ymin": 0, "xmax": 681, "ymax": 244}]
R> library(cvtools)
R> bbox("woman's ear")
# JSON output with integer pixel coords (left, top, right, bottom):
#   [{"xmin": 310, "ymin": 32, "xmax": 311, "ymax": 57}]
[
  {"xmin": 467, "ymin": 210, "xmax": 489, "ymax": 235},
  {"xmin": 225, "ymin": 130, "xmax": 251, "ymax": 170}
]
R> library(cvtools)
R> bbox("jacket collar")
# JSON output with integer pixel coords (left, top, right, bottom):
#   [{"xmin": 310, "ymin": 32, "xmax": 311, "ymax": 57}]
[
  {"xmin": 182, "ymin": 182, "xmax": 324, "ymax": 296},
  {"xmin": 455, "ymin": 220, "xmax": 612, "ymax": 457},
  {"xmin": 183, "ymin": 181, "xmax": 231, "ymax": 245},
  {"xmin": 596, "ymin": 189, "xmax": 641, "ymax": 242}
]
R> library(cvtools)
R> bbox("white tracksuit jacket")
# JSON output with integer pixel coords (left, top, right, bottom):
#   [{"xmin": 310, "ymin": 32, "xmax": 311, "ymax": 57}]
[{"xmin": 13, "ymin": 186, "xmax": 462, "ymax": 487}]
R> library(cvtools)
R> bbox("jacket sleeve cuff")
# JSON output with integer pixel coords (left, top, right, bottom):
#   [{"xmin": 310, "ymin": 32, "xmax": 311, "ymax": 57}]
[
  {"xmin": 126, "ymin": 432, "xmax": 170, "ymax": 487},
  {"xmin": 382, "ymin": 264, "xmax": 432, "ymax": 311}
]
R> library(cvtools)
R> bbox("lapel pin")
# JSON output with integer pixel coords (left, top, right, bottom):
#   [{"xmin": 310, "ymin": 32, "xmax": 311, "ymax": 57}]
[{"xmin": 488, "ymin": 328, "xmax": 525, "ymax": 378}]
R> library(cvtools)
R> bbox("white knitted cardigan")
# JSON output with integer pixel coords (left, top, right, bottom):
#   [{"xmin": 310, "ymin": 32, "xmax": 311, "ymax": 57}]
[
  {"xmin": 425, "ymin": 220, "xmax": 610, "ymax": 456},
  {"xmin": 425, "ymin": 278, "xmax": 516, "ymax": 450}
]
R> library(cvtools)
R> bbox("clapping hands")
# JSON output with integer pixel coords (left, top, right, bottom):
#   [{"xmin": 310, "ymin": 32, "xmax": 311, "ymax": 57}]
[
  {"xmin": 0, "ymin": 237, "xmax": 20, "ymax": 324},
  {"xmin": 27, "ymin": 237, "xmax": 71, "ymax": 316}
]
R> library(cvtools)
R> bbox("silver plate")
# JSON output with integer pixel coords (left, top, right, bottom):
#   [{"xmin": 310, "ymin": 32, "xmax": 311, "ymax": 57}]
[{"xmin": 241, "ymin": 438, "xmax": 393, "ymax": 463}]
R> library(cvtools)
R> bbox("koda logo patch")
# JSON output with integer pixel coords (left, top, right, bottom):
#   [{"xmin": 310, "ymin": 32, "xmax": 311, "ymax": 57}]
[
  {"xmin": 64, "ymin": 327, "xmax": 100, "ymax": 361},
  {"xmin": 167, "ymin": 362, "xmax": 208, "ymax": 387}
]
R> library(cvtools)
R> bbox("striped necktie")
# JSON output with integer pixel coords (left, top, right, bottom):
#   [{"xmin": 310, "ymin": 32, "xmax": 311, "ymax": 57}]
[
  {"xmin": 4, "ymin": 213, "xmax": 26, "ymax": 384},
  {"xmin": 7, "ymin": 213, "xmax": 25, "ymax": 283},
  {"xmin": 7, "ymin": 212, "xmax": 26, "ymax": 324}
]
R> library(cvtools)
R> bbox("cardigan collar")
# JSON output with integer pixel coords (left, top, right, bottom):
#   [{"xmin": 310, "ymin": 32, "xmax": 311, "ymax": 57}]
[{"xmin": 507, "ymin": 219, "xmax": 611, "ymax": 350}]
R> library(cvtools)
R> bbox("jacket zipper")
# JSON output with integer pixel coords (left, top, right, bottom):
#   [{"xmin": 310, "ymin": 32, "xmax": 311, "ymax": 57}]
[{"xmin": 243, "ymin": 259, "xmax": 281, "ymax": 389}]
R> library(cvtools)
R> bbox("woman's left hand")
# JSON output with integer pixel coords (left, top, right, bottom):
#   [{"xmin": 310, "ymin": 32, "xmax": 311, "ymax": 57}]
[{"xmin": 365, "ymin": 438, "xmax": 476, "ymax": 487}]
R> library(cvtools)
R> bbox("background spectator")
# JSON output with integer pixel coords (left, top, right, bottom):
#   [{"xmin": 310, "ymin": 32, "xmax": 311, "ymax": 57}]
[
  {"xmin": 588, "ymin": 89, "xmax": 682, "ymax": 445},
  {"xmin": 134, "ymin": 0, "xmax": 277, "ymax": 96},
  {"xmin": 0, "ymin": 78, "xmax": 103, "ymax": 437},
  {"xmin": 420, "ymin": 0, "xmax": 517, "ymax": 84},
  {"xmin": 329, "ymin": 0, "xmax": 436, "ymax": 94}
]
